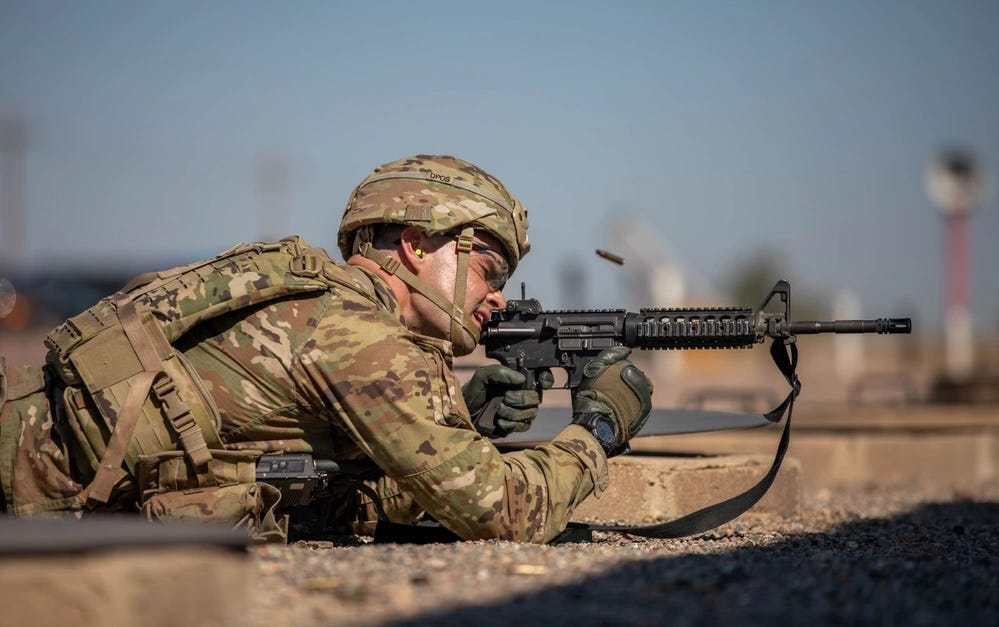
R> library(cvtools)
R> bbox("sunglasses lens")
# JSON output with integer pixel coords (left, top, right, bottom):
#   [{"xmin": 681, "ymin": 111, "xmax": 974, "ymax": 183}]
[
  {"xmin": 479, "ymin": 257, "xmax": 507, "ymax": 290},
  {"xmin": 451, "ymin": 232, "xmax": 510, "ymax": 291},
  {"xmin": 482, "ymin": 249, "xmax": 509, "ymax": 290}
]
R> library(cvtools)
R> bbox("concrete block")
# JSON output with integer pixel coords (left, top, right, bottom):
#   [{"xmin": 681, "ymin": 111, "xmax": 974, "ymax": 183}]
[
  {"xmin": 0, "ymin": 518, "xmax": 249, "ymax": 627},
  {"xmin": 632, "ymin": 404, "xmax": 999, "ymax": 494},
  {"xmin": 790, "ymin": 431, "xmax": 998, "ymax": 492},
  {"xmin": 0, "ymin": 547, "xmax": 249, "ymax": 627},
  {"xmin": 573, "ymin": 454, "xmax": 802, "ymax": 525}
]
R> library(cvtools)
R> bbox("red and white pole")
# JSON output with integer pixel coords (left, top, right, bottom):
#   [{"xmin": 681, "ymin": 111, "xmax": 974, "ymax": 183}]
[
  {"xmin": 927, "ymin": 149, "xmax": 984, "ymax": 383},
  {"xmin": 943, "ymin": 212, "xmax": 973, "ymax": 381}
]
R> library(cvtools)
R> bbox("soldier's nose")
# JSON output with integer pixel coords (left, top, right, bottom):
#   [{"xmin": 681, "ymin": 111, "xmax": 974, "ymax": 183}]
[{"xmin": 485, "ymin": 288, "xmax": 506, "ymax": 311}]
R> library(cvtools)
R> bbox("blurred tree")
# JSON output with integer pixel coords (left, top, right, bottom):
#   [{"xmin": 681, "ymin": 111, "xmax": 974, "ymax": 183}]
[{"xmin": 722, "ymin": 248, "xmax": 827, "ymax": 320}]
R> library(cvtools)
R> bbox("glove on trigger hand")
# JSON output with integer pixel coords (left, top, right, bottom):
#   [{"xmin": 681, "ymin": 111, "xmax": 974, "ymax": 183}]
[{"xmin": 462, "ymin": 364, "xmax": 541, "ymax": 437}]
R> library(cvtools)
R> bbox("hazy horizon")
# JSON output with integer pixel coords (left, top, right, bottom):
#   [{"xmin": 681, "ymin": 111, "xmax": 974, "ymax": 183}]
[{"xmin": 2, "ymin": 1, "xmax": 998, "ymax": 334}]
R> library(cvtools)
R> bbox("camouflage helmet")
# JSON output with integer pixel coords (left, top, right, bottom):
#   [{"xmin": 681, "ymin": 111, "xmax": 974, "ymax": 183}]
[{"xmin": 338, "ymin": 155, "xmax": 530, "ymax": 270}]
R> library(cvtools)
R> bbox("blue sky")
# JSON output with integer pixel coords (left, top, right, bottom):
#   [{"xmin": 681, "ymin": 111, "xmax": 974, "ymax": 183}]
[{"xmin": 1, "ymin": 1, "xmax": 997, "ymax": 333}]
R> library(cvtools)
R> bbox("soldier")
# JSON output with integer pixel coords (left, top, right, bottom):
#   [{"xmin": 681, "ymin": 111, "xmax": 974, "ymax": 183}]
[{"xmin": 0, "ymin": 155, "xmax": 652, "ymax": 543}]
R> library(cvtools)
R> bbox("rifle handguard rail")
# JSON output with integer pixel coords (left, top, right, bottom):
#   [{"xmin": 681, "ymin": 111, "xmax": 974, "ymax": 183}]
[{"xmin": 482, "ymin": 280, "xmax": 912, "ymax": 393}]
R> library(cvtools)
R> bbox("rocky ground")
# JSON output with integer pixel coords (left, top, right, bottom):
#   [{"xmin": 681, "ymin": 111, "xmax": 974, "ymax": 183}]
[{"xmin": 245, "ymin": 482, "xmax": 999, "ymax": 626}]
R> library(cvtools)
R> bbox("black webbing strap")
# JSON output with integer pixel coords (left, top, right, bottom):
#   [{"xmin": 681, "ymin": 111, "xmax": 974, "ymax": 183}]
[
  {"xmin": 585, "ymin": 338, "xmax": 800, "ymax": 539},
  {"xmin": 374, "ymin": 339, "xmax": 801, "ymax": 544}
]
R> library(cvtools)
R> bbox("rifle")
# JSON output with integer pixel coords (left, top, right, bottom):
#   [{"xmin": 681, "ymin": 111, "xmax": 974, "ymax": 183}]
[
  {"xmin": 474, "ymin": 279, "xmax": 910, "ymax": 539},
  {"xmin": 478, "ymin": 279, "xmax": 910, "ymax": 437},
  {"xmin": 472, "ymin": 279, "xmax": 913, "ymax": 539}
]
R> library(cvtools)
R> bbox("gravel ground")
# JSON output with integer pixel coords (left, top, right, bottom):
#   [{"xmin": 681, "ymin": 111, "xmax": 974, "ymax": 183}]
[{"xmin": 245, "ymin": 483, "xmax": 999, "ymax": 627}]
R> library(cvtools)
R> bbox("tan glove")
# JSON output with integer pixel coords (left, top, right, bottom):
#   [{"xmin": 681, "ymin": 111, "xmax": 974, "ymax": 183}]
[{"xmin": 571, "ymin": 346, "xmax": 653, "ymax": 456}]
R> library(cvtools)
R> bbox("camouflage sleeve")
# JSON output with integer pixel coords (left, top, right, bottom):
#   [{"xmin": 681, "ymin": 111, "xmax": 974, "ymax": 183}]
[{"xmin": 293, "ymin": 300, "xmax": 608, "ymax": 543}]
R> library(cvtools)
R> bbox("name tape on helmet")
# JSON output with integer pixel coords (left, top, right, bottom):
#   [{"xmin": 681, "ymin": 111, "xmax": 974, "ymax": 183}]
[{"xmin": 358, "ymin": 170, "xmax": 515, "ymax": 216}]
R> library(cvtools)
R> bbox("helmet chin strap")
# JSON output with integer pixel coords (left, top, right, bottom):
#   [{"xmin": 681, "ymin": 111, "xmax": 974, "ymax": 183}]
[
  {"xmin": 358, "ymin": 227, "xmax": 480, "ymax": 352},
  {"xmin": 449, "ymin": 227, "xmax": 475, "ymax": 349}
]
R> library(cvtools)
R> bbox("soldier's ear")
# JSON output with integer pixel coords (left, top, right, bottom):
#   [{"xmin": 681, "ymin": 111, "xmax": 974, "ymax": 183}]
[{"xmin": 398, "ymin": 226, "xmax": 428, "ymax": 271}]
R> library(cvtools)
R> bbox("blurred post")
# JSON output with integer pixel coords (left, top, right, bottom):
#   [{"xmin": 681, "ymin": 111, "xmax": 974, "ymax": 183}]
[
  {"xmin": 648, "ymin": 263, "xmax": 687, "ymax": 379},
  {"xmin": 255, "ymin": 154, "xmax": 290, "ymax": 242},
  {"xmin": 833, "ymin": 289, "xmax": 864, "ymax": 382},
  {"xmin": 559, "ymin": 255, "xmax": 586, "ymax": 309},
  {"xmin": 0, "ymin": 116, "xmax": 27, "ymax": 270},
  {"xmin": 942, "ymin": 212, "xmax": 972, "ymax": 380},
  {"xmin": 609, "ymin": 216, "xmax": 689, "ymax": 381},
  {"xmin": 925, "ymin": 149, "xmax": 984, "ymax": 383}
]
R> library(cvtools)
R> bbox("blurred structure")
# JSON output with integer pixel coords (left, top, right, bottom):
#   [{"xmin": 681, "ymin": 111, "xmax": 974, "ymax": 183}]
[
  {"xmin": 558, "ymin": 255, "xmax": 586, "ymax": 309},
  {"xmin": 836, "ymin": 289, "xmax": 920, "ymax": 406},
  {"xmin": 832, "ymin": 289, "xmax": 865, "ymax": 382},
  {"xmin": 255, "ymin": 154, "xmax": 291, "ymax": 242},
  {"xmin": 609, "ymin": 216, "xmax": 690, "ymax": 381},
  {"xmin": 0, "ymin": 115, "xmax": 27, "ymax": 270},
  {"xmin": 925, "ymin": 148, "xmax": 997, "ymax": 402}
]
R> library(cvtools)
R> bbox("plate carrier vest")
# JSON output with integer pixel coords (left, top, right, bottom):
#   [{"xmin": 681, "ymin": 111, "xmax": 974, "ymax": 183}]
[{"xmin": 43, "ymin": 236, "xmax": 350, "ymax": 506}]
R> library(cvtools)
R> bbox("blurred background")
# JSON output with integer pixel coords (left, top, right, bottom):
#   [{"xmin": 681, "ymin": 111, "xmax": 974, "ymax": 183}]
[{"xmin": 2, "ymin": 0, "xmax": 997, "ymax": 407}]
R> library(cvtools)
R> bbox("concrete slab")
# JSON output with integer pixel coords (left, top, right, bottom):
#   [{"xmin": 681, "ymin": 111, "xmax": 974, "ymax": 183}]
[
  {"xmin": 573, "ymin": 453, "xmax": 802, "ymax": 525},
  {"xmin": 0, "ymin": 518, "xmax": 249, "ymax": 627},
  {"xmin": 0, "ymin": 547, "xmax": 249, "ymax": 627},
  {"xmin": 575, "ymin": 403, "xmax": 998, "ymax": 526},
  {"xmin": 631, "ymin": 403, "xmax": 999, "ymax": 493}
]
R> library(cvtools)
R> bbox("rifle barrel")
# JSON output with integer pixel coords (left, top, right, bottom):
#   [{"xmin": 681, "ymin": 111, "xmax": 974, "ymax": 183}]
[{"xmin": 788, "ymin": 318, "xmax": 911, "ymax": 335}]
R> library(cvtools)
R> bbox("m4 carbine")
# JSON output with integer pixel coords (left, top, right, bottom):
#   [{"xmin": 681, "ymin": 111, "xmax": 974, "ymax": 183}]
[
  {"xmin": 478, "ymin": 279, "xmax": 911, "ymax": 436},
  {"xmin": 376, "ymin": 280, "xmax": 910, "ymax": 542}
]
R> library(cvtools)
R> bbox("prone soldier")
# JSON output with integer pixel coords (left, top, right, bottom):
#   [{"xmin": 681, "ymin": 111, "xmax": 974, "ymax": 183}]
[{"xmin": 0, "ymin": 154, "xmax": 653, "ymax": 543}]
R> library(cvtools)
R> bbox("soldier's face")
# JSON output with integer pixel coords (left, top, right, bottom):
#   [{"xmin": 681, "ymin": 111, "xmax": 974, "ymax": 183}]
[
  {"xmin": 463, "ymin": 231, "xmax": 510, "ymax": 328},
  {"xmin": 413, "ymin": 231, "xmax": 509, "ymax": 348}
]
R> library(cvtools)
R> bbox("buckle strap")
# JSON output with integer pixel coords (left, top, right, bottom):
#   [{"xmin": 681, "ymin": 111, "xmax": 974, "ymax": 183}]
[
  {"xmin": 359, "ymin": 243, "xmax": 401, "ymax": 275},
  {"xmin": 381, "ymin": 255, "xmax": 401, "ymax": 274},
  {"xmin": 152, "ymin": 377, "xmax": 213, "ymax": 471},
  {"xmin": 454, "ymin": 229, "xmax": 475, "ymax": 254},
  {"xmin": 449, "ymin": 227, "xmax": 475, "ymax": 344},
  {"xmin": 290, "ymin": 254, "xmax": 322, "ymax": 278}
]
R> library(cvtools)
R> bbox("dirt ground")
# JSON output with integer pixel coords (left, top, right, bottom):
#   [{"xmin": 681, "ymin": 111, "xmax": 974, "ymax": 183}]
[{"xmin": 244, "ymin": 482, "xmax": 999, "ymax": 627}]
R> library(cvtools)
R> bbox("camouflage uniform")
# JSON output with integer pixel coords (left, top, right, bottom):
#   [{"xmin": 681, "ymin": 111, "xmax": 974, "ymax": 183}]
[
  {"xmin": 0, "ymin": 361, "xmax": 83, "ymax": 515},
  {"xmin": 0, "ymin": 245, "xmax": 607, "ymax": 542},
  {"xmin": 0, "ymin": 155, "xmax": 611, "ymax": 543}
]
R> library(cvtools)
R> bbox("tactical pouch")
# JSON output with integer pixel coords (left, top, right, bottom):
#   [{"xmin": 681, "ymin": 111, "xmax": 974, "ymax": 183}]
[
  {"xmin": 136, "ymin": 449, "xmax": 261, "ymax": 500},
  {"xmin": 137, "ymin": 448, "xmax": 288, "ymax": 544},
  {"xmin": 59, "ymin": 384, "xmax": 110, "ymax": 483},
  {"xmin": 141, "ymin": 482, "xmax": 288, "ymax": 544}
]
